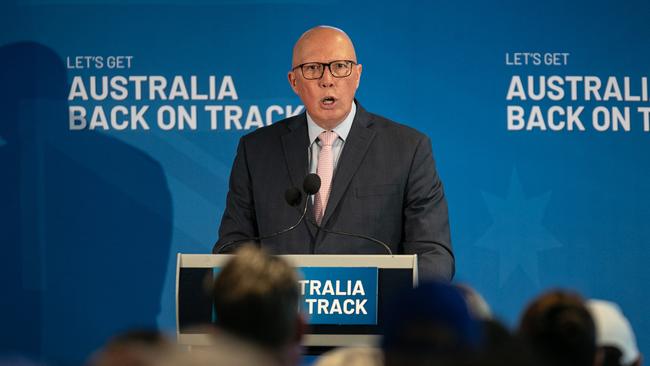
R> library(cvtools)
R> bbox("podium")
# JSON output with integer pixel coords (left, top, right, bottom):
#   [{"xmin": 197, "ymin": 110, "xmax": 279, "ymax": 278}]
[{"xmin": 176, "ymin": 253, "xmax": 418, "ymax": 352}]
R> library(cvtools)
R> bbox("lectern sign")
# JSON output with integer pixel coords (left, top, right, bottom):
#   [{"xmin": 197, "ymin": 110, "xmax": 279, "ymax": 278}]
[{"xmin": 298, "ymin": 267, "xmax": 378, "ymax": 325}]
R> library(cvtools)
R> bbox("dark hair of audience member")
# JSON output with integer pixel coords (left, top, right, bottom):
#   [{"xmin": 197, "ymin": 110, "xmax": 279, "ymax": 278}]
[
  {"xmin": 211, "ymin": 245, "xmax": 301, "ymax": 350},
  {"xmin": 467, "ymin": 319, "xmax": 541, "ymax": 366},
  {"xmin": 518, "ymin": 290, "xmax": 597, "ymax": 366}
]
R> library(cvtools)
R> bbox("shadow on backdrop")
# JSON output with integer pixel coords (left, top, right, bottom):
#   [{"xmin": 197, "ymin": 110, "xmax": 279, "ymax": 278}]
[{"xmin": 0, "ymin": 42, "xmax": 172, "ymax": 365}]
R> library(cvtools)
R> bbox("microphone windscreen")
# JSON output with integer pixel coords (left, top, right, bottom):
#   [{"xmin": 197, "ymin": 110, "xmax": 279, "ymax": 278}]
[
  {"xmin": 284, "ymin": 187, "xmax": 302, "ymax": 207},
  {"xmin": 303, "ymin": 173, "xmax": 321, "ymax": 195}
]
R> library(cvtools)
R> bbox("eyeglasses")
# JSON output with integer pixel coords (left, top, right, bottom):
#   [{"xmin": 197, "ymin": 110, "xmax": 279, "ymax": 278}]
[{"xmin": 292, "ymin": 60, "xmax": 357, "ymax": 80}]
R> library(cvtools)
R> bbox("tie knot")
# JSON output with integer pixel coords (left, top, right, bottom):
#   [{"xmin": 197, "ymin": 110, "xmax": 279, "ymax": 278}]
[{"xmin": 319, "ymin": 130, "xmax": 338, "ymax": 147}]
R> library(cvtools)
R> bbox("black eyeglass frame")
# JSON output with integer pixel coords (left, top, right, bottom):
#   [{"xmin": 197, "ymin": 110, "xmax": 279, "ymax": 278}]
[{"xmin": 291, "ymin": 60, "xmax": 358, "ymax": 80}]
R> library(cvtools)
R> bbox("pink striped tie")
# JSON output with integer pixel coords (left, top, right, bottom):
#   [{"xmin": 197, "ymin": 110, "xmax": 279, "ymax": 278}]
[{"xmin": 314, "ymin": 130, "xmax": 337, "ymax": 224}]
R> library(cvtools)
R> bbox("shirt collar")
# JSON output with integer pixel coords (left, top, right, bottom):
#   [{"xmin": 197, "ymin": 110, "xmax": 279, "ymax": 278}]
[{"xmin": 307, "ymin": 101, "xmax": 356, "ymax": 145}]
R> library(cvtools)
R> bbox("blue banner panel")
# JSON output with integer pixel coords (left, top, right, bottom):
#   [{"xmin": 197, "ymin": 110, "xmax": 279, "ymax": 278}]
[
  {"xmin": 298, "ymin": 267, "xmax": 378, "ymax": 325},
  {"xmin": 2, "ymin": 0, "xmax": 650, "ymax": 364}
]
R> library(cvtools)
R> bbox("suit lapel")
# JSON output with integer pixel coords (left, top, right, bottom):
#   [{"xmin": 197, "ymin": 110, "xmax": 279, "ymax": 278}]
[
  {"xmin": 280, "ymin": 115, "xmax": 317, "ymax": 239},
  {"xmin": 320, "ymin": 105, "xmax": 376, "ymax": 228},
  {"xmin": 281, "ymin": 115, "xmax": 309, "ymax": 190}
]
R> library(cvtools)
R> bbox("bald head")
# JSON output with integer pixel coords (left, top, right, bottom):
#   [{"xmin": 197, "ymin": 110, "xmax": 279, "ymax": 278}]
[
  {"xmin": 288, "ymin": 26, "xmax": 362, "ymax": 130},
  {"xmin": 291, "ymin": 26, "xmax": 357, "ymax": 68}
]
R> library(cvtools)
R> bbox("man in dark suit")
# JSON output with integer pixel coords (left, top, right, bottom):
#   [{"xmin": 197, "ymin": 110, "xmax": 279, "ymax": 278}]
[{"xmin": 214, "ymin": 26, "xmax": 453, "ymax": 280}]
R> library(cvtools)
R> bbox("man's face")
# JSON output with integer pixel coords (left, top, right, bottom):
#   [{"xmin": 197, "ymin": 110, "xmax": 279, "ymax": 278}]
[{"xmin": 288, "ymin": 29, "xmax": 362, "ymax": 129}]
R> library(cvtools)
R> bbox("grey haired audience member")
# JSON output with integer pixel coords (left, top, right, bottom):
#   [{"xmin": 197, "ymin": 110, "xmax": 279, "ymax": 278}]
[
  {"xmin": 588, "ymin": 299, "xmax": 642, "ymax": 366},
  {"xmin": 210, "ymin": 245, "xmax": 304, "ymax": 366},
  {"xmin": 314, "ymin": 347, "xmax": 383, "ymax": 366},
  {"xmin": 87, "ymin": 329, "xmax": 172, "ymax": 366},
  {"xmin": 152, "ymin": 245, "xmax": 303, "ymax": 366}
]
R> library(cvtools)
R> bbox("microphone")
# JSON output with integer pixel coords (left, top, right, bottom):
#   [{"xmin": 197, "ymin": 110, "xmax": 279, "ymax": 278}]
[
  {"xmin": 284, "ymin": 187, "xmax": 302, "ymax": 207},
  {"xmin": 214, "ymin": 174, "xmax": 321, "ymax": 254},
  {"xmin": 302, "ymin": 173, "xmax": 321, "ymax": 195}
]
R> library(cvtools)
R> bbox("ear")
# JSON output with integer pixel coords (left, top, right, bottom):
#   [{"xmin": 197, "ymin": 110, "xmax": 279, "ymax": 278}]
[
  {"xmin": 284, "ymin": 314, "xmax": 307, "ymax": 366},
  {"xmin": 593, "ymin": 348, "xmax": 604, "ymax": 366},
  {"xmin": 355, "ymin": 63, "xmax": 363, "ymax": 90},
  {"xmin": 294, "ymin": 313, "xmax": 306, "ymax": 342},
  {"xmin": 288, "ymin": 71, "xmax": 299, "ymax": 94}
]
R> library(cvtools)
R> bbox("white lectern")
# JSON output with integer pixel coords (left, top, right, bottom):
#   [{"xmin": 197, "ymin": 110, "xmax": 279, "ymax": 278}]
[{"xmin": 176, "ymin": 253, "xmax": 418, "ymax": 352}]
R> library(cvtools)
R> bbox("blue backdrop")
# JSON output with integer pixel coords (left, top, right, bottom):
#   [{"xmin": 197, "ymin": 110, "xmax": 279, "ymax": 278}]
[{"xmin": 1, "ymin": 0, "xmax": 648, "ymax": 364}]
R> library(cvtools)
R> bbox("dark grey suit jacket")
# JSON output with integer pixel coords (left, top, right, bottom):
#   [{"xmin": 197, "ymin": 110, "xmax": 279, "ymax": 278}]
[{"xmin": 214, "ymin": 102, "xmax": 454, "ymax": 280}]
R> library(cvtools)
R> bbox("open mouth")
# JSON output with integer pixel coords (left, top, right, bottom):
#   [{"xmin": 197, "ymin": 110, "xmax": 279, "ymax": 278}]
[{"xmin": 321, "ymin": 96, "xmax": 337, "ymax": 107}]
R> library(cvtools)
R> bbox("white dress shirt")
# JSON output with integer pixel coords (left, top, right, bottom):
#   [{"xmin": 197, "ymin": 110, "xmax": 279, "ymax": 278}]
[{"xmin": 307, "ymin": 102, "xmax": 356, "ymax": 176}]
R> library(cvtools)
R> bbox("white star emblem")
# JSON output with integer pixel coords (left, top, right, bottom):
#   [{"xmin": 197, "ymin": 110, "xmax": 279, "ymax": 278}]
[{"xmin": 475, "ymin": 169, "xmax": 563, "ymax": 287}]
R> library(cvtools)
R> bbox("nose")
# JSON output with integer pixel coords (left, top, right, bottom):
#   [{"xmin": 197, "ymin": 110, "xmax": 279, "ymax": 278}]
[{"xmin": 319, "ymin": 66, "xmax": 335, "ymax": 88}]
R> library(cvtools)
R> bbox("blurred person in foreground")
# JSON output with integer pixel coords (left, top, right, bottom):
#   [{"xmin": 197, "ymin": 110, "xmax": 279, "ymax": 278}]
[
  {"xmin": 87, "ymin": 329, "xmax": 172, "ymax": 366},
  {"xmin": 208, "ymin": 245, "xmax": 304, "ymax": 366},
  {"xmin": 455, "ymin": 284, "xmax": 492, "ymax": 321},
  {"xmin": 314, "ymin": 347, "xmax": 382, "ymax": 366},
  {"xmin": 519, "ymin": 290, "xmax": 599, "ymax": 366},
  {"xmin": 153, "ymin": 246, "xmax": 303, "ymax": 366},
  {"xmin": 456, "ymin": 284, "xmax": 519, "ymax": 352},
  {"xmin": 454, "ymin": 284, "xmax": 537, "ymax": 366},
  {"xmin": 588, "ymin": 299, "xmax": 642, "ymax": 366},
  {"xmin": 381, "ymin": 281, "xmax": 482, "ymax": 366}
]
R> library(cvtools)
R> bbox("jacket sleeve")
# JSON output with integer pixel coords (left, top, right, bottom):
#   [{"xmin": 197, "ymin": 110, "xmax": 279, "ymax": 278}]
[{"xmin": 213, "ymin": 137, "xmax": 259, "ymax": 253}]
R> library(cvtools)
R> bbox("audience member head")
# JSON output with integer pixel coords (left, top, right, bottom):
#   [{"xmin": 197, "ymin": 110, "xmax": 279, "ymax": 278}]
[
  {"xmin": 587, "ymin": 299, "xmax": 642, "ymax": 366},
  {"xmin": 455, "ymin": 283, "xmax": 492, "ymax": 320},
  {"xmin": 314, "ymin": 347, "xmax": 382, "ymax": 366},
  {"xmin": 518, "ymin": 290, "xmax": 597, "ymax": 366},
  {"xmin": 381, "ymin": 281, "xmax": 482, "ymax": 366},
  {"xmin": 87, "ymin": 329, "xmax": 172, "ymax": 366},
  {"xmin": 454, "ymin": 284, "xmax": 528, "ymax": 361},
  {"xmin": 211, "ymin": 245, "xmax": 303, "ymax": 363}
]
